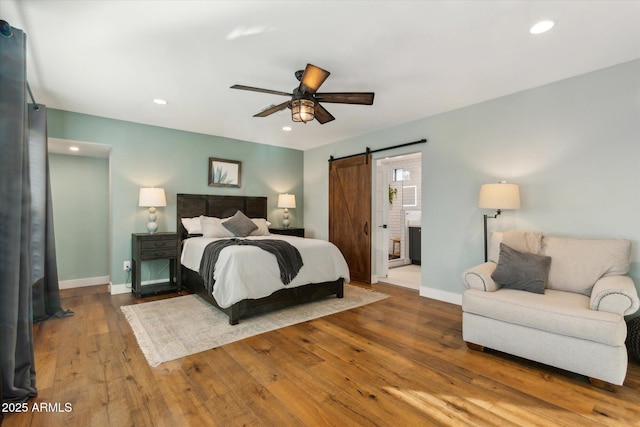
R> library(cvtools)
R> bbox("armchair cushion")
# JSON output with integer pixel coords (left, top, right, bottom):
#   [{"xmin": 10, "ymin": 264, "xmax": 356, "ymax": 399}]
[
  {"xmin": 491, "ymin": 243, "xmax": 551, "ymax": 294},
  {"xmin": 463, "ymin": 288, "xmax": 626, "ymax": 346},
  {"xmin": 542, "ymin": 236, "xmax": 631, "ymax": 296}
]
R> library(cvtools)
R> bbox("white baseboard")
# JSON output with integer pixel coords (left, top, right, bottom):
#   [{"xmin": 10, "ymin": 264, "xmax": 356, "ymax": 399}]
[
  {"xmin": 109, "ymin": 282, "xmax": 131, "ymax": 295},
  {"xmin": 59, "ymin": 275, "xmax": 110, "ymax": 290},
  {"xmin": 373, "ymin": 273, "xmax": 461, "ymax": 306},
  {"xmin": 419, "ymin": 286, "xmax": 462, "ymax": 306}
]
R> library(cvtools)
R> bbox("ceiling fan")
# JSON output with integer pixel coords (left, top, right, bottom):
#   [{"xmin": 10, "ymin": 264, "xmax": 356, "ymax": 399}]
[{"xmin": 230, "ymin": 63, "xmax": 375, "ymax": 124}]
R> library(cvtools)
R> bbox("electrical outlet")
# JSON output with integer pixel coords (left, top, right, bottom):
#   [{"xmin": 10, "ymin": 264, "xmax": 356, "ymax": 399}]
[{"xmin": 123, "ymin": 261, "xmax": 131, "ymax": 271}]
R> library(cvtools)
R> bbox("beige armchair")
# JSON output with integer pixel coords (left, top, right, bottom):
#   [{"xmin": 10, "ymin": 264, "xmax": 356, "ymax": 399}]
[{"xmin": 461, "ymin": 231, "xmax": 639, "ymax": 388}]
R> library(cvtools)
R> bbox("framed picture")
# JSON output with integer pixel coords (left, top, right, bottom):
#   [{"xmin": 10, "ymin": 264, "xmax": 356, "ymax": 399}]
[{"xmin": 208, "ymin": 158, "xmax": 241, "ymax": 188}]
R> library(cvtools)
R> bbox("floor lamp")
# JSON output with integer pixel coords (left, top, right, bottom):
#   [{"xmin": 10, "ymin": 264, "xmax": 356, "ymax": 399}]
[{"xmin": 478, "ymin": 181, "xmax": 520, "ymax": 262}]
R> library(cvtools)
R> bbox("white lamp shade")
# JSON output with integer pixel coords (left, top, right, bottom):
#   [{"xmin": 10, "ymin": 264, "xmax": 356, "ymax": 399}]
[
  {"xmin": 478, "ymin": 183, "xmax": 520, "ymax": 210},
  {"xmin": 138, "ymin": 187, "xmax": 167, "ymax": 207},
  {"xmin": 277, "ymin": 193, "xmax": 296, "ymax": 209}
]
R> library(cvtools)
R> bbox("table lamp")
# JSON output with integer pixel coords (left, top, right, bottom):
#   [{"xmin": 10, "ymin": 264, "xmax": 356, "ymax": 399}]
[
  {"xmin": 277, "ymin": 193, "xmax": 296, "ymax": 228},
  {"xmin": 139, "ymin": 187, "xmax": 167, "ymax": 234}
]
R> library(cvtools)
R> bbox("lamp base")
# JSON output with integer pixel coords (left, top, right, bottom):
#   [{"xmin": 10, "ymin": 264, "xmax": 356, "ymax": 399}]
[
  {"xmin": 282, "ymin": 207, "xmax": 290, "ymax": 228},
  {"xmin": 147, "ymin": 207, "xmax": 158, "ymax": 234},
  {"xmin": 147, "ymin": 221, "xmax": 158, "ymax": 234}
]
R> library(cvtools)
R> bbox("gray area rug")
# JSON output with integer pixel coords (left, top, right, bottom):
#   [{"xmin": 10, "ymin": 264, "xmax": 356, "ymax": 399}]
[{"xmin": 121, "ymin": 284, "xmax": 388, "ymax": 367}]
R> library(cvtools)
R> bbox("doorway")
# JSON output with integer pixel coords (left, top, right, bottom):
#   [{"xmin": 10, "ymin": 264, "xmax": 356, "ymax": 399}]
[
  {"xmin": 48, "ymin": 138, "xmax": 111, "ymax": 289},
  {"xmin": 374, "ymin": 152, "xmax": 422, "ymax": 290}
]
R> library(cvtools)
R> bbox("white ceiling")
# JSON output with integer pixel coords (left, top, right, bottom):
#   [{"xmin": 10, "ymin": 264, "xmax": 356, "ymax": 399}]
[{"xmin": 2, "ymin": 1, "xmax": 639, "ymax": 151}]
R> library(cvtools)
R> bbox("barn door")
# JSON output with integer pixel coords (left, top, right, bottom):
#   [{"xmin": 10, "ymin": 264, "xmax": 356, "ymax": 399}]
[{"xmin": 329, "ymin": 154, "xmax": 372, "ymax": 283}]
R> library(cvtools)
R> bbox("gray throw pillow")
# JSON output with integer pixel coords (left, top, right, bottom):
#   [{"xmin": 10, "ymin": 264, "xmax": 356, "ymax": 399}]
[
  {"xmin": 222, "ymin": 210, "xmax": 258, "ymax": 237},
  {"xmin": 491, "ymin": 243, "xmax": 551, "ymax": 294}
]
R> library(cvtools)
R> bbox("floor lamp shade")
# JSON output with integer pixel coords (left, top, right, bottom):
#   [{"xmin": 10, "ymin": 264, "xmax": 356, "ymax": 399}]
[
  {"xmin": 139, "ymin": 187, "xmax": 167, "ymax": 233},
  {"xmin": 277, "ymin": 193, "xmax": 296, "ymax": 228},
  {"xmin": 478, "ymin": 182, "xmax": 520, "ymax": 262},
  {"xmin": 478, "ymin": 183, "xmax": 521, "ymax": 210}
]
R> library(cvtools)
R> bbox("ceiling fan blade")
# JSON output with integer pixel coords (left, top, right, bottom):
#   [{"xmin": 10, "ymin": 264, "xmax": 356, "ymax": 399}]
[
  {"xmin": 313, "ymin": 103, "xmax": 335, "ymax": 124},
  {"xmin": 314, "ymin": 92, "xmax": 375, "ymax": 105},
  {"xmin": 253, "ymin": 101, "xmax": 290, "ymax": 117},
  {"xmin": 231, "ymin": 84, "xmax": 292, "ymax": 97},
  {"xmin": 299, "ymin": 64, "xmax": 330, "ymax": 95}
]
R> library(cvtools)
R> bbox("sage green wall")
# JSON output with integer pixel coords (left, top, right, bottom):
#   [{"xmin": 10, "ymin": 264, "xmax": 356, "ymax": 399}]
[
  {"xmin": 49, "ymin": 153, "xmax": 109, "ymax": 281},
  {"xmin": 47, "ymin": 110, "xmax": 304, "ymax": 286},
  {"xmin": 304, "ymin": 60, "xmax": 640, "ymax": 305}
]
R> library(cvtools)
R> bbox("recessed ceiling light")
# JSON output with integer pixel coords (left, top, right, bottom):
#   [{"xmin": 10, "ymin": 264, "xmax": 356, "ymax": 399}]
[
  {"xmin": 69, "ymin": 146, "xmax": 79, "ymax": 152},
  {"xmin": 530, "ymin": 20, "xmax": 555, "ymax": 35},
  {"xmin": 282, "ymin": 126, "xmax": 292, "ymax": 132},
  {"xmin": 153, "ymin": 98, "xmax": 168, "ymax": 105}
]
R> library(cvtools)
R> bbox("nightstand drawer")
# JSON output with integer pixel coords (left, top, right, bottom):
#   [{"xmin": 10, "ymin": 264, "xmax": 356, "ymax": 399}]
[
  {"xmin": 140, "ymin": 239, "xmax": 176, "ymax": 250},
  {"xmin": 140, "ymin": 247, "xmax": 177, "ymax": 259}
]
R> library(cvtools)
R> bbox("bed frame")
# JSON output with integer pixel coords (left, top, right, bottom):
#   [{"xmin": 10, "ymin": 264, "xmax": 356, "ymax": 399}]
[{"xmin": 176, "ymin": 194, "xmax": 344, "ymax": 325}]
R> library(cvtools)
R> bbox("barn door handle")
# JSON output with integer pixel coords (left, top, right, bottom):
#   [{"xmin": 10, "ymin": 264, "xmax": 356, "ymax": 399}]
[{"xmin": 364, "ymin": 221, "xmax": 368, "ymax": 236}]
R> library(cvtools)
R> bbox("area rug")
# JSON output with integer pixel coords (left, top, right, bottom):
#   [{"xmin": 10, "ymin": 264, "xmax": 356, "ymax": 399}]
[{"xmin": 121, "ymin": 285, "xmax": 388, "ymax": 367}]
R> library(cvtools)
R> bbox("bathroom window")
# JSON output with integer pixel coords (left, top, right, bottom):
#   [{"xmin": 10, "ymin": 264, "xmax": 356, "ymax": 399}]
[{"xmin": 393, "ymin": 168, "xmax": 410, "ymax": 181}]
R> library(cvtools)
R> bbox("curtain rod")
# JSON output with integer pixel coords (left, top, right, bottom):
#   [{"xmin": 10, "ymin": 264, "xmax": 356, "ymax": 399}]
[
  {"xmin": 1, "ymin": 19, "xmax": 39, "ymax": 110},
  {"xmin": 27, "ymin": 82, "xmax": 40, "ymax": 110},
  {"xmin": 328, "ymin": 138, "xmax": 427, "ymax": 162}
]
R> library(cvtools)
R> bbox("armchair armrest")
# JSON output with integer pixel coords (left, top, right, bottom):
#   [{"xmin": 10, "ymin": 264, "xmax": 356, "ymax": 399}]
[
  {"xmin": 461, "ymin": 262, "xmax": 499, "ymax": 292},
  {"xmin": 590, "ymin": 275, "xmax": 640, "ymax": 316}
]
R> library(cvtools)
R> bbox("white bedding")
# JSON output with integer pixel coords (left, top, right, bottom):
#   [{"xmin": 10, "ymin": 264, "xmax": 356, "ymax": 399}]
[{"xmin": 181, "ymin": 235, "xmax": 350, "ymax": 308}]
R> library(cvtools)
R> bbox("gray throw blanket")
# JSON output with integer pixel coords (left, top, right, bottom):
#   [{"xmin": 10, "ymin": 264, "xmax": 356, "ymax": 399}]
[{"xmin": 199, "ymin": 238, "xmax": 304, "ymax": 294}]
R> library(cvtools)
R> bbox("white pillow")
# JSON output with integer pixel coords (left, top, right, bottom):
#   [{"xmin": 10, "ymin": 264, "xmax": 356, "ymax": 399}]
[
  {"xmin": 200, "ymin": 216, "xmax": 234, "ymax": 238},
  {"xmin": 181, "ymin": 217, "xmax": 202, "ymax": 235},
  {"xmin": 250, "ymin": 218, "xmax": 271, "ymax": 236}
]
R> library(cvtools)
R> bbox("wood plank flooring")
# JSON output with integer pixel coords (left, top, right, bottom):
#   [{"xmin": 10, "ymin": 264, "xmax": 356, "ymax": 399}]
[{"xmin": 3, "ymin": 282, "xmax": 640, "ymax": 426}]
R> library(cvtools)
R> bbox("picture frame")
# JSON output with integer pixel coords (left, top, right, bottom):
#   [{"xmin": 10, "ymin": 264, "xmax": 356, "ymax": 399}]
[{"xmin": 208, "ymin": 158, "xmax": 241, "ymax": 188}]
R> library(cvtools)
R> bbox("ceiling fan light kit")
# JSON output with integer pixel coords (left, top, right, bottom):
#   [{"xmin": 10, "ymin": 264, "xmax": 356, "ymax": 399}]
[
  {"xmin": 231, "ymin": 63, "xmax": 375, "ymax": 125},
  {"xmin": 291, "ymin": 98, "xmax": 315, "ymax": 123}
]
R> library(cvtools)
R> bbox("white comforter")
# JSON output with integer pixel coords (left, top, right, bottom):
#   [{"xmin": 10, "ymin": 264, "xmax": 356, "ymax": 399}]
[{"xmin": 181, "ymin": 235, "xmax": 350, "ymax": 308}]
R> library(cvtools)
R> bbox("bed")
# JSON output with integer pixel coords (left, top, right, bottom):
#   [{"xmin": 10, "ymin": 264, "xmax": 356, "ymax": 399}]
[{"xmin": 176, "ymin": 194, "xmax": 349, "ymax": 324}]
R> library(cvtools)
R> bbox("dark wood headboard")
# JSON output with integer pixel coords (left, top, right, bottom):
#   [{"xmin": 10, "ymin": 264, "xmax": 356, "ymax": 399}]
[{"xmin": 176, "ymin": 194, "xmax": 268, "ymax": 241}]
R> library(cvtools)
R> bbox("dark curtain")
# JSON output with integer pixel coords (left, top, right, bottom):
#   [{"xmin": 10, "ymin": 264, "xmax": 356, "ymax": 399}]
[
  {"xmin": 0, "ymin": 22, "xmax": 71, "ymax": 406},
  {"xmin": 0, "ymin": 22, "xmax": 36, "ymax": 406},
  {"xmin": 29, "ymin": 104, "xmax": 71, "ymax": 322}
]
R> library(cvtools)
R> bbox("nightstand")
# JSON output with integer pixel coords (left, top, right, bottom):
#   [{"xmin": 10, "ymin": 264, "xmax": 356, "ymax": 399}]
[
  {"xmin": 131, "ymin": 232, "xmax": 178, "ymax": 298},
  {"xmin": 269, "ymin": 227, "xmax": 305, "ymax": 238}
]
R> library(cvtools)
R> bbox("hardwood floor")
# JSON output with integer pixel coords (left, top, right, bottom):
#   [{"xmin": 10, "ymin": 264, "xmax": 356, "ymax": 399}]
[{"xmin": 3, "ymin": 282, "xmax": 640, "ymax": 426}]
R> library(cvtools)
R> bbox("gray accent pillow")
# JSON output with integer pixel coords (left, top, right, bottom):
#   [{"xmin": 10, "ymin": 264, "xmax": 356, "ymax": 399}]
[
  {"xmin": 491, "ymin": 243, "xmax": 551, "ymax": 294},
  {"xmin": 222, "ymin": 210, "xmax": 258, "ymax": 237}
]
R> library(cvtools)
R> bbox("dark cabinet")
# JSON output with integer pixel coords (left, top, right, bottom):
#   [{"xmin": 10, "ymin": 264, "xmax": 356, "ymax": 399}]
[
  {"xmin": 131, "ymin": 232, "xmax": 178, "ymax": 297},
  {"xmin": 269, "ymin": 227, "xmax": 305, "ymax": 238},
  {"xmin": 409, "ymin": 227, "xmax": 421, "ymax": 265}
]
